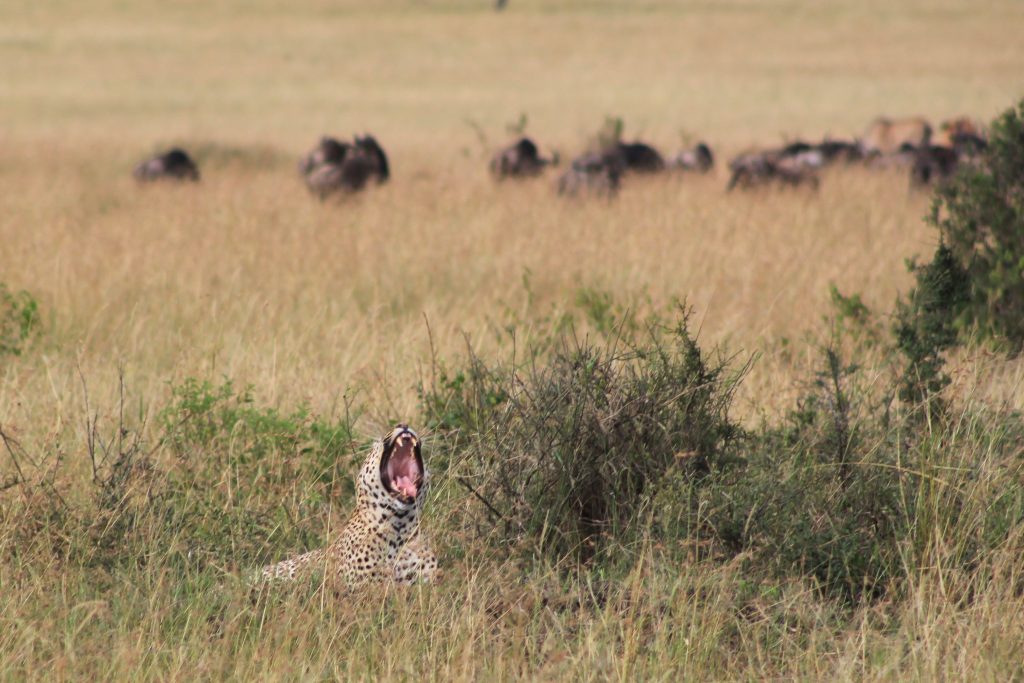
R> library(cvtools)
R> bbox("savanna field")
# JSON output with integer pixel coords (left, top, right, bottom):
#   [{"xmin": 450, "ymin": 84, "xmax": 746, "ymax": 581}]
[{"xmin": 2, "ymin": 0, "xmax": 1024, "ymax": 679}]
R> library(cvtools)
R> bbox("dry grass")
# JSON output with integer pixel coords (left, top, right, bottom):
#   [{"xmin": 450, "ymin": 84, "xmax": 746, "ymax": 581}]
[{"xmin": 2, "ymin": 0, "xmax": 1024, "ymax": 679}]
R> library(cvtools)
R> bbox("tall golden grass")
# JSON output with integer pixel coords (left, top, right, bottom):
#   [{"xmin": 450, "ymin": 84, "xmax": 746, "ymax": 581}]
[{"xmin": 2, "ymin": 0, "xmax": 1024, "ymax": 679}]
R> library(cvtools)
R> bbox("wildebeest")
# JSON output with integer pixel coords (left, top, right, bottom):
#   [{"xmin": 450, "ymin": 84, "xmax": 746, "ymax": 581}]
[
  {"xmin": 777, "ymin": 140, "xmax": 826, "ymax": 171},
  {"xmin": 950, "ymin": 132, "xmax": 988, "ymax": 156},
  {"xmin": 668, "ymin": 142, "xmax": 714, "ymax": 173},
  {"xmin": 772, "ymin": 137, "xmax": 864, "ymax": 172},
  {"xmin": 906, "ymin": 114, "xmax": 992, "ymax": 187},
  {"xmin": 133, "ymin": 148, "xmax": 200, "ymax": 182},
  {"xmin": 299, "ymin": 135, "xmax": 389, "ymax": 198},
  {"xmin": 727, "ymin": 149, "xmax": 819, "ymax": 191},
  {"xmin": 860, "ymin": 116, "xmax": 932, "ymax": 157},
  {"xmin": 489, "ymin": 137, "xmax": 555, "ymax": 179},
  {"xmin": 298, "ymin": 137, "xmax": 349, "ymax": 176},
  {"xmin": 611, "ymin": 140, "xmax": 665, "ymax": 173},
  {"xmin": 557, "ymin": 150, "xmax": 623, "ymax": 198},
  {"xmin": 909, "ymin": 130, "xmax": 989, "ymax": 187},
  {"xmin": 910, "ymin": 145, "xmax": 961, "ymax": 187},
  {"xmin": 815, "ymin": 138, "xmax": 865, "ymax": 164}
]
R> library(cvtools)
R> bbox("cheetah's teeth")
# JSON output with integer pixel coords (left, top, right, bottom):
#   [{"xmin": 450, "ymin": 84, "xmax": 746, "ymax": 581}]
[{"xmin": 394, "ymin": 475, "xmax": 418, "ymax": 498}]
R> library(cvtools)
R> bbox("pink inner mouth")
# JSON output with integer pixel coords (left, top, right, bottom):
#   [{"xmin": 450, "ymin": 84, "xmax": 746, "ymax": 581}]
[
  {"xmin": 393, "ymin": 474, "xmax": 418, "ymax": 499},
  {"xmin": 386, "ymin": 437, "xmax": 422, "ymax": 500}
]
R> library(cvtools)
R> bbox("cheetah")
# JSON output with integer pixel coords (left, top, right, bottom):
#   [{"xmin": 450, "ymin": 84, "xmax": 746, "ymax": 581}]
[{"xmin": 258, "ymin": 424, "xmax": 437, "ymax": 587}]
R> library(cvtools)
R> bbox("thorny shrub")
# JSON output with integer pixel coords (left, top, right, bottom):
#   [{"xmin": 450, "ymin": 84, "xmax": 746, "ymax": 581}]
[{"xmin": 420, "ymin": 307, "xmax": 745, "ymax": 564}]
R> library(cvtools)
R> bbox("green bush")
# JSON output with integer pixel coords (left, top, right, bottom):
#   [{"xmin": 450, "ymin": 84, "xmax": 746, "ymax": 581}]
[
  {"xmin": 160, "ymin": 378, "xmax": 357, "ymax": 505},
  {"xmin": 421, "ymin": 308, "xmax": 744, "ymax": 564},
  {"xmin": 703, "ymin": 342, "xmax": 903, "ymax": 602},
  {"xmin": 893, "ymin": 243, "xmax": 970, "ymax": 405},
  {"xmin": 0, "ymin": 283, "xmax": 39, "ymax": 357},
  {"xmin": 154, "ymin": 378, "xmax": 359, "ymax": 565},
  {"xmin": 2, "ymin": 377, "xmax": 363, "ymax": 574},
  {"xmin": 922, "ymin": 97, "xmax": 1024, "ymax": 351},
  {"xmin": 667, "ymin": 338, "xmax": 1024, "ymax": 604}
]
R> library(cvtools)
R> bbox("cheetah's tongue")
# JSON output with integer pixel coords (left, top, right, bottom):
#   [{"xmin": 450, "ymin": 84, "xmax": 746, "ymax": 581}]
[{"xmin": 393, "ymin": 475, "xmax": 418, "ymax": 499}]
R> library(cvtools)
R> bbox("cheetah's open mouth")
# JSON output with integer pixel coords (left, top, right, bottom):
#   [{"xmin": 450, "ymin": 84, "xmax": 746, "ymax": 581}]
[{"xmin": 381, "ymin": 430, "xmax": 423, "ymax": 503}]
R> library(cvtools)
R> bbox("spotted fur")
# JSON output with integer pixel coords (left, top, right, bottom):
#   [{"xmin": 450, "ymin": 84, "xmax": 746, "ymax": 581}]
[{"xmin": 258, "ymin": 425, "xmax": 437, "ymax": 587}]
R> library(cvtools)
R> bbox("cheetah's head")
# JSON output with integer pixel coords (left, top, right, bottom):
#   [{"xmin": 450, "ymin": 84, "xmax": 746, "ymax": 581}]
[{"xmin": 379, "ymin": 424, "xmax": 425, "ymax": 505}]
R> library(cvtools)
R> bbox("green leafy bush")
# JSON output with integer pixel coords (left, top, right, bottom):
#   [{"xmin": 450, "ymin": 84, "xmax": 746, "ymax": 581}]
[
  {"xmin": 893, "ymin": 243, "xmax": 970, "ymax": 405},
  {"xmin": 154, "ymin": 378, "xmax": 359, "ymax": 565},
  {"xmin": 922, "ymin": 97, "xmax": 1024, "ymax": 351},
  {"xmin": 0, "ymin": 283, "xmax": 39, "ymax": 357},
  {"xmin": 666, "ymin": 339, "xmax": 1024, "ymax": 604},
  {"xmin": 888, "ymin": 98, "xmax": 1024, "ymax": 407},
  {"xmin": 704, "ymin": 343, "xmax": 903, "ymax": 602},
  {"xmin": 3, "ymin": 377, "xmax": 364, "ymax": 573},
  {"xmin": 421, "ymin": 309, "xmax": 744, "ymax": 564},
  {"xmin": 160, "ymin": 378, "xmax": 356, "ymax": 505}
]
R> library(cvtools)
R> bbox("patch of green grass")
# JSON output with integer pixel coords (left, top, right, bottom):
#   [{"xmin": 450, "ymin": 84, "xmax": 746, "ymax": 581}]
[{"xmin": 0, "ymin": 283, "xmax": 39, "ymax": 358}]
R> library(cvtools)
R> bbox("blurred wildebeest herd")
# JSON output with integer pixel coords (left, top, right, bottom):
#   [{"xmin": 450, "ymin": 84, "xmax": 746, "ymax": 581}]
[
  {"xmin": 297, "ymin": 134, "xmax": 390, "ymax": 197},
  {"xmin": 132, "ymin": 114, "xmax": 987, "ymax": 199}
]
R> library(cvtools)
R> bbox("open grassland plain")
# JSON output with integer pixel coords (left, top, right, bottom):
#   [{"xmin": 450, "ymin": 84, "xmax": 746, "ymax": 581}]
[{"xmin": 2, "ymin": 0, "xmax": 1024, "ymax": 679}]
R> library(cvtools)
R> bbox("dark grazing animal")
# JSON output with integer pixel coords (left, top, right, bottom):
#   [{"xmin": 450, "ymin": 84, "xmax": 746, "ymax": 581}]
[
  {"xmin": 489, "ymin": 137, "xmax": 554, "ymax": 179},
  {"xmin": 950, "ymin": 132, "xmax": 988, "ymax": 157},
  {"xmin": 775, "ymin": 137, "xmax": 864, "ymax": 172},
  {"xmin": 298, "ymin": 137, "xmax": 350, "ymax": 176},
  {"xmin": 557, "ymin": 149, "xmax": 623, "ymax": 198},
  {"xmin": 668, "ymin": 142, "xmax": 714, "ymax": 173},
  {"xmin": 908, "ymin": 130, "xmax": 988, "ymax": 187},
  {"xmin": 906, "ymin": 116, "xmax": 989, "ymax": 188},
  {"xmin": 299, "ymin": 135, "xmax": 390, "ymax": 198},
  {"xmin": 133, "ymin": 148, "xmax": 200, "ymax": 182},
  {"xmin": 781, "ymin": 140, "xmax": 814, "ymax": 157},
  {"xmin": 558, "ymin": 139, "xmax": 663, "ymax": 194},
  {"xmin": 727, "ymin": 135, "xmax": 864, "ymax": 189},
  {"xmin": 814, "ymin": 139, "xmax": 864, "ymax": 164},
  {"xmin": 612, "ymin": 140, "xmax": 665, "ymax": 173},
  {"xmin": 727, "ymin": 149, "xmax": 819, "ymax": 191},
  {"xmin": 910, "ymin": 145, "xmax": 970, "ymax": 187}
]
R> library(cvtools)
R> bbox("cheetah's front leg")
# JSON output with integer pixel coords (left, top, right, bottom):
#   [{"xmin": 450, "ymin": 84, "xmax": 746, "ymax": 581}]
[{"xmin": 392, "ymin": 532, "xmax": 438, "ymax": 584}]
